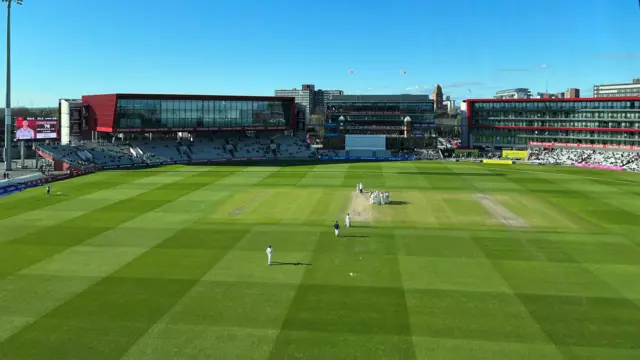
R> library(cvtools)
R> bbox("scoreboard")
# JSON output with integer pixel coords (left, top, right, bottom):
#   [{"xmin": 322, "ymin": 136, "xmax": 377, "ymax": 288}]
[{"xmin": 15, "ymin": 116, "xmax": 58, "ymax": 141}]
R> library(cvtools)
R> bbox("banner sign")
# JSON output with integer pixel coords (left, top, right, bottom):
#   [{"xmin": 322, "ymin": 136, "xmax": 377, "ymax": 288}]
[
  {"xmin": 0, "ymin": 183, "xmax": 30, "ymax": 197},
  {"xmin": 483, "ymin": 159, "xmax": 514, "ymax": 165},
  {"xmin": 529, "ymin": 142, "xmax": 640, "ymax": 151},
  {"xmin": 101, "ymin": 157, "xmax": 270, "ymax": 169},
  {"xmin": 318, "ymin": 156, "xmax": 415, "ymax": 161},
  {"xmin": 0, "ymin": 169, "xmax": 94, "ymax": 197},
  {"xmin": 573, "ymin": 163, "xmax": 625, "ymax": 171},
  {"xmin": 502, "ymin": 150, "xmax": 528, "ymax": 159},
  {"xmin": 116, "ymin": 126, "xmax": 287, "ymax": 132}
]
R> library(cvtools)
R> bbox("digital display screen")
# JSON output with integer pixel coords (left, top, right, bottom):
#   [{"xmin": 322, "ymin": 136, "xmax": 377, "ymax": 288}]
[{"xmin": 15, "ymin": 116, "xmax": 58, "ymax": 140}]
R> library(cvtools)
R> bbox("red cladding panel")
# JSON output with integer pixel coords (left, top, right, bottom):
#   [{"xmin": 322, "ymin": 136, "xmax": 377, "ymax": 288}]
[
  {"xmin": 81, "ymin": 94, "xmax": 117, "ymax": 132},
  {"xmin": 468, "ymin": 97, "xmax": 640, "ymax": 103},
  {"xmin": 472, "ymin": 125, "xmax": 640, "ymax": 133},
  {"xmin": 82, "ymin": 93, "xmax": 296, "ymax": 133}
]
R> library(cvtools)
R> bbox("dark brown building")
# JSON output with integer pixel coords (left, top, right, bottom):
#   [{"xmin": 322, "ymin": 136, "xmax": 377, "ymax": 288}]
[
  {"xmin": 431, "ymin": 84, "xmax": 444, "ymax": 110},
  {"xmin": 565, "ymin": 88, "xmax": 580, "ymax": 98}
]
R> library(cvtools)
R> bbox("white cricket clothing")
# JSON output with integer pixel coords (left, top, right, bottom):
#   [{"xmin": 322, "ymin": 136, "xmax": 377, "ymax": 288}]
[
  {"xmin": 345, "ymin": 216, "xmax": 351, "ymax": 227},
  {"xmin": 266, "ymin": 247, "xmax": 272, "ymax": 264},
  {"xmin": 16, "ymin": 128, "xmax": 35, "ymax": 140},
  {"xmin": 335, "ymin": 229, "xmax": 339, "ymax": 236}
]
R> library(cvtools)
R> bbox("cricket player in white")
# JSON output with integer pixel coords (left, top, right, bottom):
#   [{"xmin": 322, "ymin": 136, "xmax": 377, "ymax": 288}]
[
  {"xmin": 345, "ymin": 213, "xmax": 351, "ymax": 228},
  {"xmin": 16, "ymin": 121, "xmax": 35, "ymax": 140},
  {"xmin": 266, "ymin": 245, "xmax": 272, "ymax": 266}
]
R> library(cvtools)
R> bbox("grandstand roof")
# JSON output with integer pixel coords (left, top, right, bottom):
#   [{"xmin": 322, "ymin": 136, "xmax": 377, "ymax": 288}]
[
  {"xmin": 468, "ymin": 96, "xmax": 640, "ymax": 102},
  {"xmin": 326, "ymin": 95, "xmax": 433, "ymax": 103},
  {"xmin": 83, "ymin": 93, "xmax": 295, "ymax": 102}
]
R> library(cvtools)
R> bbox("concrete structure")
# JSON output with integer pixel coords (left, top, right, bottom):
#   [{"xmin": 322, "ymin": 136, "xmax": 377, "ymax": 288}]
[
  {"xmin": 275, "ymin": 84, "xmax": 343, "ymax": 123},
  {"xmin": 444, "ymin": 97, "xmax": 457, "ymax": 114},
  {"xmin": 593, "ymin": 78, "xmax": 640, "ymax": 98},
  {"xmin": 465, "ymin": 97, "xmax": 640, "ymax": 148},
  {"xmin": 74, "ymin": 94, "xmax": 296, "ymax": 138},
  {"xmin": 58, "ymin": 99, "xmax": 83, "ymax": 145},
  {"xmin": 495, "ymin": 88, "xmax": 531, "ymax": 99}
]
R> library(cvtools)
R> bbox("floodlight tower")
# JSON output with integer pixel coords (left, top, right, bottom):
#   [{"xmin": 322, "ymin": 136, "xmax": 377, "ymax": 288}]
[{"xmin": 2, "ymin": 0, "xmax": 22, "ymax": 171}]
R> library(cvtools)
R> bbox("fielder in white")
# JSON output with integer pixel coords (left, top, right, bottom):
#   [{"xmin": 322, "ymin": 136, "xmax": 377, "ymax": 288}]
[
  {"xmin": 345, "ymin": 213, "xmax": 351, "ymax": 228},
  {"xmin": 266, "ymin": 245, "xmax": 272, "ymax": 266}
]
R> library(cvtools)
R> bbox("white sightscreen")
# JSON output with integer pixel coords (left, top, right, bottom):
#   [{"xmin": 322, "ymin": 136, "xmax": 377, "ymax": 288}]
[{"xmin": 345, "ymin": 135, "xmax": 386, "ymax": 150}]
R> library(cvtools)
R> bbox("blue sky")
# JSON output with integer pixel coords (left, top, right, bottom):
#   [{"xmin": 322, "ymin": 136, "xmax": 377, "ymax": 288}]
[{"xmin": 1, "ymin": 0, "xmax": 639, "ymax": 106}]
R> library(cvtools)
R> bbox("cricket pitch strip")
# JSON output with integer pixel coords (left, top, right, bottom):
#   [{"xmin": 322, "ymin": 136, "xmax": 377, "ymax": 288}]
[
  {"xmin": 347, "ymin": 191, "xmax": 373, "ymax": 223},
  {"xmin": 473, "ymin": 194, "xmax": 529, "ymax": 228}
]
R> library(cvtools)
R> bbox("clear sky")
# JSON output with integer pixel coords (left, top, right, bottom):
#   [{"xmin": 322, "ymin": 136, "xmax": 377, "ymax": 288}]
[{"xmin": 1, "ymin": 0, "xmax": 639, "ymax": 106}]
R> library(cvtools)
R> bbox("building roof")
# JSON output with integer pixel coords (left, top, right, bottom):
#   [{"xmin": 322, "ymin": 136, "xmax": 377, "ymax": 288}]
[
  {"xmin": 326, "ymin": 94, "xmax": 433, "ymax": 103},
  {"xmin": 468, "ymin": 96, "xmax": 640, "ymax": 103},
  {"xmin": 84, "ymin": 93, "xmax": 295, "ymax": 102},
  {"xmin": 495, "ymin": 88, "xmax": 530, "ymax": 94}
]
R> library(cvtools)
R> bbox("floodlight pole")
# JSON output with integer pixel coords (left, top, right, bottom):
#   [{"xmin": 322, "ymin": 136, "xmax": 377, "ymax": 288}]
[{"xmin": 3, "ymin": 0, "xmax": 21, "ymax": 171}]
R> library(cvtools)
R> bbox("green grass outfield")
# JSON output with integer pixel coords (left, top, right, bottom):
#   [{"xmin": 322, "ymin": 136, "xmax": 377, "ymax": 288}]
[{"xmin": 1, "ymin": 161, "xmax": 640, "ymax": 360}]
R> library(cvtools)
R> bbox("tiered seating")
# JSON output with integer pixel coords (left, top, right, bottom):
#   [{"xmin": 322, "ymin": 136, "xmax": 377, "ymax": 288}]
[
  {"xmin": 528, "ymin": 148, "xmax": 640, "ymax": 172},
  {"xmin": 188, "ymin": 140, "xmax": 231, "ymax": 161},
  {"xmin": 317, "ymin": 150, "xmax": 347, "ymax": 157},
  {"xmin": 80, "ymin": 142, "xmax": 146, "ymax": 167},
  {"xmin": 273, "ymin": 137, "xmax": 316, "ymax": 158},
  {"xmin": 37, "ymin": 144, "xmax": 93, "ymax": 170},
  {"xmin": 413, "ymin": 149, "xmax": 443, "ymax": 160},
  {"xmin": 132, "ymin": 141, "xmax": 189, "ymax": 163}
]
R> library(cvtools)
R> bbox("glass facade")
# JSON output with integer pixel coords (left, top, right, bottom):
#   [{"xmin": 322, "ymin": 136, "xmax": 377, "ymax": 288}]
[
  {"xmin": 115, "ymin": 98, "xmax": 293, "ymax": 129},
  {"xmin": 327, "ymin": 101, "xmax": 435, "ymax": 124},
  {"xmin": 469, "ymin": 100, "xmax": 640, "ymax": 146}
]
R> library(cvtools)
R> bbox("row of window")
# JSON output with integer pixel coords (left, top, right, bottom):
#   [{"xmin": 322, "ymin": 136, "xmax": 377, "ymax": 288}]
[
  {"xmin": 595, "ymin": 89, "xmax": 640, "ymax": 95},
  {"xmin": 598, "ymin": 93, "xmax": 640, "ymax": 97},
  {"xmin": 115, "ymin": 110, "xmax": 291, "ymax": 129},
  {"xmin": 471, "ymin": 101, "xmax": 640, "ymax": 110},
  {"xmin": 471, "ymin": 128, "xmax": 640, "ymax": 144},
  {"xmin": 473, "ymin": 111, "xmax": 640, "ymax": 120},
  {"xmin": 117, "ymin": 99, "xmax": 290, "ymax": 112},
  {"xmin": 327, "ymin": 114, "xmax": 435, "ymax": 123},
  {"xmin": 472, "ymin": 127, "xmax": 640, "ymax": 137},
  {"xmin": 472, "ymin": 119, "xmax": 640, "ymax": 129},
  {"xmin": 327, "ymin": 102, "xmax": 434, "ymax": 113},
  {"xmin": 472, "ymin": 135, "xmax": 640, "ymax": 146},
  {"xmin": 115, "ymin": 117, "xmax": 288, "ymax": 129}
]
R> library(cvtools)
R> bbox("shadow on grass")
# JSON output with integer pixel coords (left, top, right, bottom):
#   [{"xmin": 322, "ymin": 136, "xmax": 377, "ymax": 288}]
[
  {"xmin": 342, "ymin": 235, "xmax": 369, "ymax": 238},
  {"xmin": 386, "ymin": 201, "xmax": 409, "ymax": 205},
  {"xmin": 270, "ymin": 262, "xmax": 312, "ymax": 266},
  {"xmin": 396, "ymin": 172, "xmax": 505, "ymax": 177}
]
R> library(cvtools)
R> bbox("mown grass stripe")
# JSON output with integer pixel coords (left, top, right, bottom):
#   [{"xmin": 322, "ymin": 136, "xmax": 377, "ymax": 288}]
[
  {"xmin": 0, "ymin": 172, "xmax": 133, "ymax": 220},
  {"xmin": 0, "ymin": 227, "xmax": 250, "ymax": 360},
  {"xmin": 0, "ymin": 168, "xmax": 231, "ymax": 280},
  {"xmin": 0, "ymin": 172, "xmax": 240, "ymax": 344},
  {"xmin": 0, "ymin": 169, "xmax": 202, "ymax": 243}
]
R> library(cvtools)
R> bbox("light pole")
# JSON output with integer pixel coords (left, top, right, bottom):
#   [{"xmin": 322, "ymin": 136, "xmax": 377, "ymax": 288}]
[{"xmin": 3, "ymin": 0, "xmax": 22, "ymax": 171}]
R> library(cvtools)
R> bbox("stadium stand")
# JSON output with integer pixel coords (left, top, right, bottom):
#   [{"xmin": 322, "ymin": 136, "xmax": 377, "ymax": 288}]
[
  {"xmin": 528, "ymin": 148, "xmax": 640, "ymax": 172},
  {"xmin": 413, "ymin": 149, "xmax": 443, "ymax": 160},
  {"xmin": 37, "ymin": 134, "xmax": 640, "ymax": 173},
  {"xmin": 37, "ymin": 144, "xmax": 94, "ymax": 170}
]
